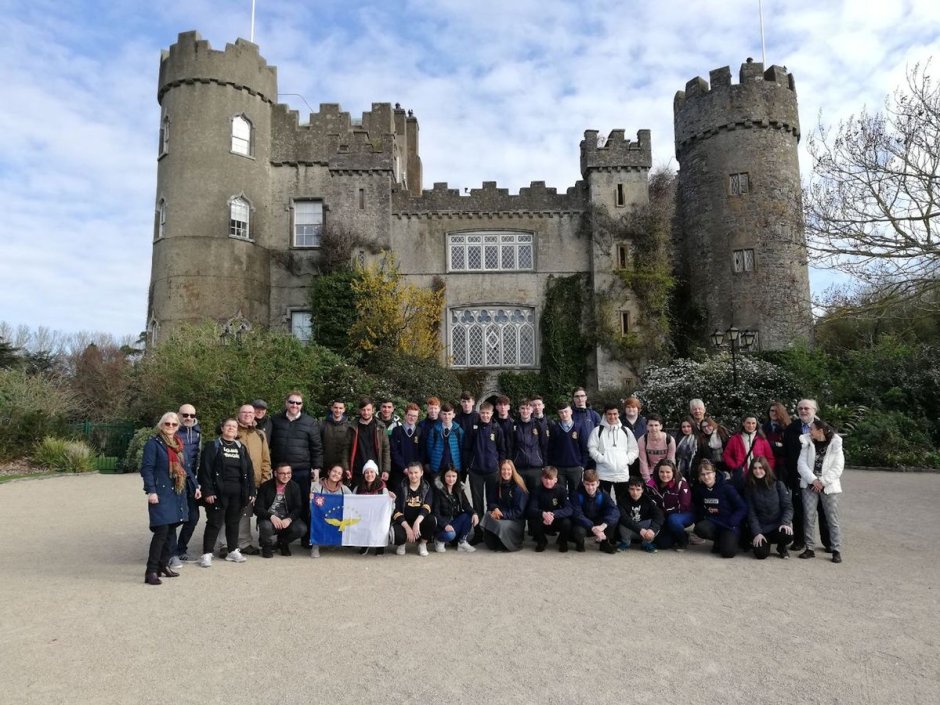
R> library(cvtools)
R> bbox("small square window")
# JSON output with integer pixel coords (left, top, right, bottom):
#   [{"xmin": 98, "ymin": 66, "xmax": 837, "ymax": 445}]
[
  {"xmin": 733, "ymin": 248, "xmax": 755, "ymax": 273},
  {"xmin": 729, "ymin": 172, "xmax": 749, "ymax": 196}
]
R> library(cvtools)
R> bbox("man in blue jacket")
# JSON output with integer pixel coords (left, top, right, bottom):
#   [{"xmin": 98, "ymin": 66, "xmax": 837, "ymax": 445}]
[{"xmin": 465, "ymin": 401, "xmax": 505, "ymax": 545}]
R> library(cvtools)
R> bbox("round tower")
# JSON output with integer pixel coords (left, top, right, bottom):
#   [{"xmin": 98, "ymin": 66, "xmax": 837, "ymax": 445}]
[
  {"xmin": 149, "ymin": 31, "xmax": 276, "ymax": 339},
  {"xmin": 673, "ymin": 59, "xmax": 813, "ymax": 350}
]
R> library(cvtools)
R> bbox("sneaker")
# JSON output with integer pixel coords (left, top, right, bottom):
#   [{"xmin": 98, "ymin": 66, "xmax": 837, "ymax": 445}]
[
  {"xmin": 198, "ymin": 553, "xmax": 213, "ymax": 568},
  {"xmin": 617, "ymin": 541, "xmax": 630, "ymax": 552},
  {"xmin": 261, "ymin": 546, "xmax": 273, "ymax": 558},
  {"xmin": 831, "ymin": 551, "xmax": 842, "ymax": 564},
  {"xmin": 225, "ymin": 548, "xmax": 246, "ymax": 563},
  {"xmin": 457, "ymin": 541, "xmax": 476, "ymax": 553},
  {"xmin": 777, "ymin": 546, "xmax": 790, "ymax": 559},
  {"xmin": 310, "ymin": 546, "xmax": 320, "ymax": 558},
  {"xmin": 799, "ymin": 549, "xmax": 815, "ymax": 559},
  {"xmin": 535, "ymin": 541, "xmax": 547, "ymax": 553},
  {"xmin": 434, "ymin": 541, "xmax": 446, "ymax": 553},
  {"xmin": 418, "ymin": 543, "xmax": 429, "ymax": 557},
  {"xmin": 167, "ymin": 555, "xmax": 183, "ymax": 569},
  {"xmin": 178, "ymin": 553, "xmax": 195, "ymax": 563},
  {"xmin": 395, "ymin": 544, "xmax": 407, "ymax": 556},
  {"xmin": 641, "ymin": 541, "xmax": 657, "ymax": 553},
  {"xmin": 359, "ymin": 547, "xmax": 370, "ymax": 556},
  {"xmin": 242, "ymin": 545, "xmax": 260, "ymax": 555}
]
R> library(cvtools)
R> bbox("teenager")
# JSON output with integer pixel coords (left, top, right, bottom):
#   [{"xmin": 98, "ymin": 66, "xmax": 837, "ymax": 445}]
[
  {"xmin": 432, "ymin": 468, "xmax": 478, "ymax": 553},
  {"xmin": 637, "ymin": 413, "xmax": 676, "ymax": 481},
  {"xmin": 762, "ymin": 402, "xmax": 791, "ymax": 472},
  {"xmin": 700, "ymin": 416, "xmax": 730, "ymax": 477},
  {"xmin": 571, "ymin": 469, "xmax": 620, "ymax": 554},
  {"xmin": 389, "ymin": 403, "xmax": 422, "ymax": 494},
  {"xmin": 464, "ymin": 401, "xmax": 506, "ymax": 544},
  {"xmin": 744, "ymin": 456, "xmax": 794, "ymax": 559},
  {"xmin": 647, "ymin": 458, "xmax": 693, "ymax": 550},
  {"xmin": 723, "ymin": 416, "xmax": 775, "ymax": 488},
  {"xmin": 425, "ymin": 402, "xmax": 464, "ymax": 483},
  {"xmin": 616, "ymin": 476, "xmax": 663, "ymax": 552},
  {"xmin": 527, "ymin": 466, "xmax": 574, "ymax": 552},
  {"xmin": 454, "ymin": 391, "xmax": 480, "ymax": 439},
  {"xmin": 255, "ymin": 464, "xmax": 307, "ymax": 557},
  {"xmin": 674, "ymin": 417, "xmax": 700, "ymax": 482},
  {"xmin": 355, "ymin": 460, "xmax": 390, "ymax": 555},
  {"xmin": 309, "ymin": 464, "xmax": 352, "ymax": 559},
  {"xmin": 391, "ymin": 462, "xmax": 436, "ymax": 557},
  {"xmin": 546, "ymin": 402, "xmax": 588, "ymax": 498},
  {"xmin": 511, "ymin": 399, "xmax": 547, "ymax": 492},
  {"xmin": 587, "ymin": 403, "xmax": 639, "ymax": 503},
  {"xmin": 691, "ymin": 459, "xmax": 747, "ymax": 558},
  {"xmin": 797, "ymin": 419, "xmax": 845, "ymax": 563},
  {"xmin": 480, "ymin": 459, "xmax": 529, "ymax": 552}
]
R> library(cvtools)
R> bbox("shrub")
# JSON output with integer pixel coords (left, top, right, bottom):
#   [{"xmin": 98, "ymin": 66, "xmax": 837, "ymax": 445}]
[
  {"xmin": 0, "ymin": 368, "xmax": 76, "ymax": 459},
  {"xmin": 33, "ymin": 436, "xmax": 95, "ymax": 473},
  {"xmin": 840, "ymin": 410, "xmax": 940, "ymax": 468},
  {"xmin": 123, "ymin": 427, "xmax": 154, "ymax": 474},
  {"xmin": 367, "ymin": 351, "xmax": 463, "ymax": 406}
]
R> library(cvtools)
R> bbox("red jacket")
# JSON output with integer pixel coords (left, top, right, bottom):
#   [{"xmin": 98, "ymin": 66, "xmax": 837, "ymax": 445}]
[{"xmin": 723, "ymin": 433, "xmax": 775, "ymax": 472}]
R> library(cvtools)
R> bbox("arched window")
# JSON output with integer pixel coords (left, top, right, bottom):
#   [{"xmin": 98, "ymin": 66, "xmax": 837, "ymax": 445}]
[
  {"xmin": 155, "ymin": 199, "xmax": 167, "ymax": 240},
  {"xmin": 231, "ymin": 115, "xmax": 252, "ymax": 156},
  {"xmin": 229, "ymin": 197, "xmax": 250, "ymax": 239},
  {"xmin": 450, "ymin": 307, "xmax": 536, "ymax": 368}
]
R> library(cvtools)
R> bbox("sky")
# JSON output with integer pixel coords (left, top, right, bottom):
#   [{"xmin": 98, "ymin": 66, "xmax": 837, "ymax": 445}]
[{"xmin": 1, "ymin": 0, "xmax": 938, "ymax": 340}]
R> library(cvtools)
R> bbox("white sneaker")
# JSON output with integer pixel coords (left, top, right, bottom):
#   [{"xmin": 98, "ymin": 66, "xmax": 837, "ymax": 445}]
[
  {"xmin": 457, "ymin": 541, "xmax": 476, "ymax": 553},
  {"xmin": 395, "ymin": 544, "xmax": 407, "ymax": 556},
  {"xmin": 198, "ymin": 553, "xmax": 212, "ymax": 568},
  {"xmin": 434, "ymin": 541, "xmax": 446, "ymax": 553},
  {"xmin": 418, "ymin": 543, "xmax": 429, "ymax": 557},
  {"xmin": 225, "ymin": 548, "xmax": 247, "ymax": 563},
  {"xmin": 167, "ymin": 555, "xmax": 183, "ymax": 569},
  {"xmin": 310, "ymin": 546, "xmax": 320, "ymax": 559}
]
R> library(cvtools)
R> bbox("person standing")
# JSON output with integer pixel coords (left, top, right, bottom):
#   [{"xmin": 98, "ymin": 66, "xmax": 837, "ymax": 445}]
[
  {"xmin": 511, "ymin": 399, "xmax": 547, "ymax": 492},
  {"xmin": 390, "ymin": 403, "xmax": 423, "ymax": 493},
  {"xmin": 224, "ymin": 403, "xmax": 272, "ymax": 555},
  {"xmin": 637, "ymin": 414, "xmax": 675, "ymax": 482},
  {"xmin": 571, "ymin": 388, "xmax": 602, "ymax": 436},
  {"xmin": 783, "ymin": 399, "xmax": 830, "ymax": 552},
  {"xmin": 455, "ymin": 391, "xmax": 480, "ymax": 440},
  {"xmin": 797, "ymin": 419, "xmax": 845, "ymax": 563},
  {"xmin": 251, "ymin": 399, "xmax": 272, "ymax": 439},
  {"xmin": 546, "ymin": 402, "xmax": 588, "ymax": 498},
  {"xmin": 349, "ymin": 397, "xmax": 391, "ymax": 487},
  {"xmin": 587, "ymin": 403, "xmax": 639, "ymax": 503},
  {"xmin": 269, "ymin": 391, "xmax": 323, "ymax": 548},
  {"xmin": 321, "ymin": 399, "xmax": 352, "ymax": 476},
  {"xmin": 425, "ymin": 402, "xmax": 464, "ymax": 484},
  {"xmin": 168, "ymin": 403, "xmax": 201, "ymax": 566},
  {"xmin": 464, "ymin": 401, "xmax": 506, "ymax": 545},
  {"xmin": 141, "ymin": 412, "xmax": 198, "ymax": 585}
]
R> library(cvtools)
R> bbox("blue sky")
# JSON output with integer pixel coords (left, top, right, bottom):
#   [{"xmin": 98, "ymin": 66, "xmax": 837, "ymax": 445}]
[{"xmin": 1, "ymin": 0, "xmax": 938, "ymax": 339}]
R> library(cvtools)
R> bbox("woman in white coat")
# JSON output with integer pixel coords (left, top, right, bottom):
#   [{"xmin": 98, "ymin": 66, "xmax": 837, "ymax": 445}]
[
  {"xmin": 588, "ymin": 403, "xmax": 639, "ymax": 503},
  {"xmin": 797, "ymin": 419, "xmax": 844, "ymax": 563}
]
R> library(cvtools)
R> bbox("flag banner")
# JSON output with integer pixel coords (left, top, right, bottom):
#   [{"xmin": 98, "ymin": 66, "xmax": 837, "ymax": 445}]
[{"xmin": 310, "ymin": 494, "xmax": 393, "ymax": 547}]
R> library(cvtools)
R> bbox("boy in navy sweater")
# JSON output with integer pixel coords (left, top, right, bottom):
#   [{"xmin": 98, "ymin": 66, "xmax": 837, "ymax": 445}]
[
  {"xmin": 547, "ymin": 402, "xmax": 588, "ymax": 498},
  {"xmin": 527, "ymin": 467, "xmax": 574, "ymax": 552},
  {"xmin": 571, "ymin": 469, "xmax": 620, "ymax": 553},
  {"xmin": 465, "ymin": 402, "xmax": 506, "ymax": 545}
]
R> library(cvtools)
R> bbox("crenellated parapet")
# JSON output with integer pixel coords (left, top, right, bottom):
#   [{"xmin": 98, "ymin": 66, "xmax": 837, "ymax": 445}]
[
  {"xmin": 579, "ymin": 129, "xmax": 651, "ymax": 177},
  {"xmin": 674, "ymin": 59, "xmax": 799, "ymax": 156},
  {"xmin": 392, "ymin": 180, "xmax": 586, "ymax": 216},
  {"xmin": 158, "ymin": 31, "xmax": 278, "ymax": 104}
]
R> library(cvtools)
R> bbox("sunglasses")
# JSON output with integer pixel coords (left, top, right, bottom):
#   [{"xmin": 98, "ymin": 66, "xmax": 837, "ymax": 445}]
[
  {"xmin": 180, "ymin": 413, "xmax": 196, "ymax": 419},
  {"xmin": 163, "ymin": 422, "xmax": 179, "ymax": 427},
  {"xmin": 287, "ymin": 400, "xmax": 303, "ymax": 406}
]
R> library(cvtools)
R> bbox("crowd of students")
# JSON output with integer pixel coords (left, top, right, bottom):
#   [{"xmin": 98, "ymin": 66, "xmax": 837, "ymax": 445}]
[{"xmin": 138, "ymin": 389, "xmax": 845, "ymax": 585}]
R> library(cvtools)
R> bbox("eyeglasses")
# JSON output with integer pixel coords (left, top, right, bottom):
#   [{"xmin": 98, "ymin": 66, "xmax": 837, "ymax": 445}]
[
  {"xmin": 700, "ymin": 470, "xmax": 715, "ymax": 476},
  {"xmin": 163, "ymin": 422, "xmax": 179, "ymax": 427},
  {"xmin": 180, "ymin": 413, "xmax": 196, "ymax": 419},
  {"xmin": 287, "ymin": 400, "xmax": 303, "ymax": 406}
]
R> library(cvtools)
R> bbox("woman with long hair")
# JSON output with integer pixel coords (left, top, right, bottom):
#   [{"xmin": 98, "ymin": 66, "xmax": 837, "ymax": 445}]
[
  {"xmin": 674, "ymin": 416, "xmax": 700, "ymax": 482},
  {"xmin": 700, "ymin": 416, "xmax": 730, "ymax": 477},
  {"xmin": 797, "ymin": 419, "xmax": 845, "ymax": 563},
  {"xmin": 392, "ymin": 461, "xmax": 437, "ymax": 557},
  {"xmin": 647, "ymin": 458, "xmax": 693, "ymax": 550},
  {"xmin": 140, "ymin": 412, "xmax": 198, "ymax": 585},
  {"xmin": 481, "ymin": 459, "xmax": 529, "ymax": 551},
  {"xmin": 637, "ymin": 413, "xmax": 676, "ymax": 481},
  {"xmin": 433, "ymin": 467, "xmax": 478, "ymax": 553},
  {"xmin": 723, "ymin": 415, "xmax": 775, "ymax": 488},
  {"xmin": 310, "ymin": 463, "xmax": 353, "ymax": 558},
  {"xmin": 354, "ymin": 460, "xmax": 389, "ymax": 555},
  {"xmin": 744, "ymin": 456, "xmax": 794, "ymax": 559}
]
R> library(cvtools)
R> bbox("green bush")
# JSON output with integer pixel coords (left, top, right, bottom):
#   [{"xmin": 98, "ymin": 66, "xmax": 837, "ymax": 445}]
[
  {"xmin": 122, "ymin": 427, "xmax": 154, "ymax": 474},
  {"xmin": 0, "ymin": 368, "xmax": 76, "ymax": 459},
  {"xmin": 366, "ymin": 351, "xmax": 463, "ymax": 406},
  {"xmin": 33, "ymin": 436, "xmax": 95, "ymax": 473},
  {"xmin": 496, "ymin": 371, "xmax": 544, "ymax": 406},
  {"xmin": 841, "ymin": 410, "xmax": 940, "ymax": 468}
]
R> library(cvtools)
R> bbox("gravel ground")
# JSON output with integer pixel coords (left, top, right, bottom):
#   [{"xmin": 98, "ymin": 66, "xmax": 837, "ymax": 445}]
[{"xmin": 1, "ymin": 471, "xmax": 938, "ymax": 705}]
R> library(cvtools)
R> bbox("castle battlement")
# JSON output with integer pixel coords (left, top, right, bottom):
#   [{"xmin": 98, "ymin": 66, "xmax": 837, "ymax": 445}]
[
  {"xmin": 392, "ymin": 179, "xmax": 585, "ymax": 215},
  {"xmin": 158, "ymin": 31, "xmax": 278, "ymax": 104},
  {"xmin": 673, "ymin": 60, "xmax": 799, "ymax": 155},
  {"xmin": 579, "ymin": 129, "xmax": 651, "ymax": 176}
]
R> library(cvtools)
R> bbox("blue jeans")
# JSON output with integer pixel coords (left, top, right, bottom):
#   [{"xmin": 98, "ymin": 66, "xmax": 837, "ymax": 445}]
[
  {"xmin": 655, "ymin": 511, "xmax": 693, "ymax": 548},
  {"xmin": 438, "ymin": 511, "xmax": 474, "ymax": 543}
]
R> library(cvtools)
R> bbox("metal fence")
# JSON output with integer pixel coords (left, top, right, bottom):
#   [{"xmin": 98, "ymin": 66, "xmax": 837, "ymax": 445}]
[{"xmin": 68, "ymin": 421, "xmax": 137, "ymax": 473}]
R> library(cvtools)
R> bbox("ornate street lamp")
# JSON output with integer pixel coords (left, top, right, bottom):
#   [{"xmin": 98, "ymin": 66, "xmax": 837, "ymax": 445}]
[{"xmin": 711, "ymin": 326, "xmax": 757, "ymax": 386}]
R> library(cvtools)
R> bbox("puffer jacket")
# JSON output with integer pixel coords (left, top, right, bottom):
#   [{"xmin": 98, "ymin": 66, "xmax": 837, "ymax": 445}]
[
  {"xmin": 269, "ymin": 412, "xmax": 323, "ymax": 469},
  {"xmin": 797, "ymin": 433, "xmax": 844, "ymax": 494},
  {"xmin": 745, "ymin": 480, "xmax": 793, "ymax": 535},
  {"xmin": 588, "ymin": 419, "xmax": 639, "ymax": 483}
]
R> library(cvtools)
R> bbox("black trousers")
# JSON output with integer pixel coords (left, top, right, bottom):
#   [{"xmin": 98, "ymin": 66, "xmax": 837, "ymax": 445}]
[
  {"xmin": 291, "ymin": 465, "xmax": 313, "ymax": 542},
  {"xmin": 469, "ymin": 472, "xmax": 498, "ymax": 518},
  {"xmin": 147, "ymin": 522, "xmax": 180, "ymax": 573},
  {"xmin": 599, "ymin": 480, "xmax": 629, "ymax": 505},
  {"xmin": 392, "ymin": 515, "xmax": 438, "ymax": 545},
  {"xmin": 555, "ymin": 466, "xmax": 582, "ymax": 499},
  {"xmin": 571, "ymin": 522, "xmax": 617, "ymax": 548},
  {"xmin": 258, "ymin": 517, "xmax": 308, "ymax": 547},
  {"xmin": 694, "ymin": 519, "xmax": 739, "ymax": 558},
  {"xmin": 531, "ymin": 517, "xmax": 571, "ymax": 544},
  {"xmin": 203, "ymin": 488, "xmax": 244, "ymax": 553},
  {"xmin": 752, "ymin": 527, "xmax": 793, "ymax": 559}
]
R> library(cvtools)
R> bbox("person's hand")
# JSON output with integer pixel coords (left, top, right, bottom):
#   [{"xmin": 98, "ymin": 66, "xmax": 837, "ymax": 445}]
[
  {"xmin": 388, "ymin": 491, "xmax": 396, "ymax": 501},
  {"xmin": 282, "ymin": 518, "xmax": 292, "ymax": 528},
  {"xmin": 249, "ymin": 496, "xmax": 256, "ymax": 504},
  {"xmin": 271, "ymin": 516, "xmax": 284, "ymax": 530},
  {"xmin": 413, "ymin": 518, "xmax": 423, "ymax": 539},
  {"xmin": 812, "ymin": 480, "xmax": 824, "ymax": 493},
  {"xmin": 542, "ymin": 511, "xmax": 554, "ymax": 525},
  {"xmin": 147, "ymin": 493, "xmax": 159, "ymax": 505},
  {"xmin": 592, "ymin": 525, "xmax": 606, "ymax": 540},
  {"xmin": 381, "ymin": 471, "xmax": 389, "ymax": 482},
  {"xmin": 345, "ymin": 469, "xmax": 353, "ymax": 481},
  {"xmin": 780, "ymin": 524, "xmax": 793, "ymax": 535},
  {"xmin": 471, "ymin": 513, "xmax": 479, "ymax": 527},
  {"xmin": 640, "ymin": 528, "xmax": 655, "ymax": 541},
  {"xmin": 194, "ymin": 488, "xmax": 202, "ymax": 500},
  {"xmin": 752, "ymin": 533, "xmax": 766, "ymax": 547},
  {"xmin": 205, "ymin": 495, "xmax": 216, "ymax": 505},
  {"xmin": 405, "ymin": 525, "xmax": 416, "ymax": 543},
  {"xmin": 490, "ymin": 508, "xmax": 503, "ymax": 520}
]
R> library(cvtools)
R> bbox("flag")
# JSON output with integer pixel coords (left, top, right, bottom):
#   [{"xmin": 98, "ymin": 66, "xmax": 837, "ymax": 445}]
[{"xmin": 310, "ymin": 493, "xmax": 393, "ymax": 547}]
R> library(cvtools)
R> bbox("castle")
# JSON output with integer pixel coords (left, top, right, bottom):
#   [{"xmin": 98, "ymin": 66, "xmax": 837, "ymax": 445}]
[{"xmin": 148, "ymin": 31, "xmax": 813, "ymax": 391}]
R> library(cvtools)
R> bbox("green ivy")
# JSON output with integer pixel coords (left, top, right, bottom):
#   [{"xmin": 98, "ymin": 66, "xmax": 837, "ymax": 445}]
[
  {"xmin": 309, "ymin": 270, "xmax": 362, "ymax": 355},
  {"xmin": 539, "ymin": 274, "xmax": 590, "ymax": 403}
]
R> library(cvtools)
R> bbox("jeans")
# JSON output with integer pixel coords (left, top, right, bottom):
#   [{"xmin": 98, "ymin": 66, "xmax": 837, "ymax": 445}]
[
  {"xmin": 802, "ymin": 488, "xmax": 841, "ymax": 551},
  {"xmin": 792, "ymin": 484, "xmax": 830, "ymax": 547},
  {"xmin": 438, "ymin": 511, "xmax": 474, "ymax": 543},
  {"xmin": 258, "ymin": 517, "xmax": 308, "ymax": 547},
  {"xmin": 655, "ymin": 511, "xmax": 693, "ymax": 548}
]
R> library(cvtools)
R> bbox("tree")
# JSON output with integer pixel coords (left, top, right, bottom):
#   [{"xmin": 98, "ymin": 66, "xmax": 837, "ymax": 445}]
[
  {"xmin": 0, "ymin": 337, "xmax": 20, "ymax": 369},
  {"xmin": 805, "ymin": 61, "xmax": 940, "ymax": 314}
]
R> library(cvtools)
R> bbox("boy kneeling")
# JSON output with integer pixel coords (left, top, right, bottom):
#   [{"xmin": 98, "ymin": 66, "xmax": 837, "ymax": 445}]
[
  {"xmin": 572, "ymin": 469, "xmax": 620, "ymax": 554},
  {"xmin": 527, "ymin": 466, "xmax": 574, "ymax": 552},
  {"xmin": 617, "ymin": 476, "xmax": 663, "ymax": 552}
]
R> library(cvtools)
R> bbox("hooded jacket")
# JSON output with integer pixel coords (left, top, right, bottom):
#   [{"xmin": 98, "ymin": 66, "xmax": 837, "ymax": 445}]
[
  {"xmin": 588, "ymin": 419, "xmax": 639, "ymax": 483},
  {"xmin": 797, "ymin": 432, "xmax": 844, "ymax": 494},
  {"xmin": 692, "ymin": 477, "xmax": 747, "ymax": 531}
]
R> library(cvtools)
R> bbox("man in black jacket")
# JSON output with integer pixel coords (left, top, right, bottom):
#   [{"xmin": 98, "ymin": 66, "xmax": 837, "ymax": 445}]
[
  {"xmin": 255, "ymin": 465, "xmax": 307, "ymax": 557},
  {"xmin": 268, "ymin": 391, "xmax": 323, "ymax": 547}
]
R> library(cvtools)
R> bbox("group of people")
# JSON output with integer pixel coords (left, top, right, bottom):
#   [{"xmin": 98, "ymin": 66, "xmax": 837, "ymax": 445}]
[{"xmin": 139, "ymin": 389, "xmax": 845, "ymax": 585}]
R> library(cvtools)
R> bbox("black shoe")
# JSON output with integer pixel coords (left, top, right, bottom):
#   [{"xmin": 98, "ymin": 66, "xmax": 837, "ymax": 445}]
[
  {"xmin": 777, "ymin": 546, "xmax": 790, "ymax": 559},
  {"xmin": 301, "ymin": 539, "xmax": 311, "ymax": 549},
  {"xmin": 599, "ymin": 541, "xmax": 617, "ymax": 554},
  {"xmin": 261, "ymin": 546, "xmax": 274, "ymax": 558},
  {"xmin": 535, "ymin": 541, "xmax": 547, "ymax": 553},
  {"xmin": 219, "ymin": 547, "xmax": 228, "ymax": 559},
  {"xmin": 823, "ymin": 546, "xmax": 834, "ymax": 554},
  {"xmin": 799, "ymin": 549, "xmax": 815, "ymax": 559},
  {"xmin": 575, "ymin": 539, "xmax": 585, "ymax": 553},
  {"xmin": 375, "ymin": 547, "xmax": 385, "ymax": 556},
  {"xmin": 831, "ymin": 551, "xmax": 842, "ymax": 564},
  {"xmin": 468, "ymin": 530, "xmax": 483, "ymax": 546},
  {"xmin": 279, "ymin": 542, "xmax": 292, "ymax": 557},
  {"xmin": 158, "ymin": 565, "xmax": 180, "ymax": 578},
  {"xmin": 144, "ymin": 572, "xmax": 162, "ymax": 585},
  {"xmin": 242, "ymin": 545, "xmax": 260, "ymax": 556},
  {"xmin": 558, "ymin": 541, "xmax": 568, "ymax": 553},
  {"xmin": 791, "ymin": 542, "xmax": 805, "ymax": 552}
]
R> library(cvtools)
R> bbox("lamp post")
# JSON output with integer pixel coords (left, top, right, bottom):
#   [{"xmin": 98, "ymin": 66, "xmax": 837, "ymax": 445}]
[{"xmin": 711, "ymin": 326, "xmax": 757, "ymax": 386}]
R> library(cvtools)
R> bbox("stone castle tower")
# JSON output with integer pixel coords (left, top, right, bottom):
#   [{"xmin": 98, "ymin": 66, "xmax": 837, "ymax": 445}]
[
  {"xmin": 148, "ymin": 32, "xmax": 812, "ymax": 390},
  {"xmin": 673, "ymin": 59, "xmax": 814, "ymax": 349}
]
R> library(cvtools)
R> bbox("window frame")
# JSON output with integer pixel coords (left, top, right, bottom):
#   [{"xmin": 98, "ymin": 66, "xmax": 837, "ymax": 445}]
[
  {"xmin": 289, "ymin": 310, "xmax": 314, "ymax": 343},
  {"xmin": 229, "ymin": 196, "xmax": 252, "ymax": 241},
  {"xmin": 449, "ymin": 306, "xmax": 537, "ymax": 369},
  {"xmin": 732, "ymin": 248, "xmax": 755, "ymax": 273},
  {"xmin": 155, "ymin": 198, "xmax": 167, "ymax": 240},
  {"xmin": 231, "ymin": 114, "xmax": 253, "ymax": 157},
  {"xmin": 729, "ymin": 172, "xmax": 750, "ymax": 196},
  {"xmin": 291, "ymin": 200, "xmax": 324, "ymax": 248},
  {"xmin": 446, "ymin": 231, "xmax": 535, "ymax": 273},
  {"xmin": 159, "ymin": 114, "xmax": 169, "ymax": 157}
]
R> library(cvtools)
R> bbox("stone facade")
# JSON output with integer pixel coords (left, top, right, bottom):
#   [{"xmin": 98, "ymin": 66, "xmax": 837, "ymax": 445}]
[{"xmin": 149, "ymin": 32, "xmax": 812, "ymax": 390}]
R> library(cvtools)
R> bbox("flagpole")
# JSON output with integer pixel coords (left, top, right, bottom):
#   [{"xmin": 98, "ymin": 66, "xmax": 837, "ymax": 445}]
[
  {"xmin": 250, "ymin": 0, "xmax": 256, "ymax": 43},
  {"xmin": 759, "ymin": 0, "xmax": 766, "ymax": 65}
]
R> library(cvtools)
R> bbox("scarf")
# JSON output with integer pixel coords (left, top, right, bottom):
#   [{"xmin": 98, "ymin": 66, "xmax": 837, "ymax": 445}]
[{"xmin": 162, "ymin": 432, "xmax": 187, "ymax": 494}]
